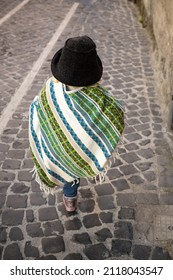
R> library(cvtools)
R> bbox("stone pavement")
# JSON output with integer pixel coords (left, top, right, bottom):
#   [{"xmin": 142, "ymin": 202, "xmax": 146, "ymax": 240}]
[{"xmin": 0, "ymin": 0, "xmax": 173, "ymax": 260}]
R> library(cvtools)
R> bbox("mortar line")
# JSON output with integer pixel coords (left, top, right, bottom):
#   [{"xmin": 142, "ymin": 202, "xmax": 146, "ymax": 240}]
[
  {"xmin": 0, "ymin": 2, "xmax": 79, "ymax": 135},
  {"xmin": 0, "ymin": 0, "xmax": 31, "ymax": 26}
]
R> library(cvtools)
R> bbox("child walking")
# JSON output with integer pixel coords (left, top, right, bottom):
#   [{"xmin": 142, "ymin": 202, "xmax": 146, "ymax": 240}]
[{"xmin": 29, "ymin": 36, "xmax": 125, "ymax": 213}]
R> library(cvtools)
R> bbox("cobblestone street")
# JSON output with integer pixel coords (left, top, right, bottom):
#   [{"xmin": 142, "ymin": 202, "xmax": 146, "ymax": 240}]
[{"xmin": 0, "ymin": 0, "xmax": 173, "ymax": 260}]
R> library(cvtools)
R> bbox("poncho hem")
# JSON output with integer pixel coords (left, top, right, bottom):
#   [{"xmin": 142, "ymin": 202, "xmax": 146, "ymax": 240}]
[{"xmin": 30, "ymin": 147, "xmax": 123, "ymax": 195}]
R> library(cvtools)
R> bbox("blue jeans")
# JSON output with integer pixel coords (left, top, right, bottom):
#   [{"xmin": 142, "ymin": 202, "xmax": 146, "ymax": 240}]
[{"xmin": 63, "ymin": 179, "xmax": 80, "ymax": 197}]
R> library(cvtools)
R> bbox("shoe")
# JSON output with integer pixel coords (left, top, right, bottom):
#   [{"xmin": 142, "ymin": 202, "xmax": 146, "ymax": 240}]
[{"xmin": 63, "ymin": 195, "xmax": 77, "ymax": 212}]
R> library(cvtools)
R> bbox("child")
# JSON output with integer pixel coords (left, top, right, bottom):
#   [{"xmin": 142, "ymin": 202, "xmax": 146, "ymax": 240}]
[{"xmin": 29, "ymin": 36, "xmax": 125, "ymax": 213}]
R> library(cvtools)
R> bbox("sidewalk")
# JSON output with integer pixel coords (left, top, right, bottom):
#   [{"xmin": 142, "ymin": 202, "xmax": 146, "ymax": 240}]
[{"xmin": 0, "ymin": 0, "xmax": 173, "ymax": 260}]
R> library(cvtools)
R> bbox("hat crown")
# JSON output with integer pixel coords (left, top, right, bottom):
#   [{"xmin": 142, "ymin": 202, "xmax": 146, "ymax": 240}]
[
  {"xmin": 51, "ymin": 36, "xmax": 103, "ymax": 86},
  {"xmin": 66, "ymin": 36, "xmax": 96, "ymax": 53}
]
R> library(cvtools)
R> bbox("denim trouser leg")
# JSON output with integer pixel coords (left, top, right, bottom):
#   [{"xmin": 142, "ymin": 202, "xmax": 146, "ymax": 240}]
[{"xmin": 63, "ymin": 179, "xmax": 80, "ymax": 198}]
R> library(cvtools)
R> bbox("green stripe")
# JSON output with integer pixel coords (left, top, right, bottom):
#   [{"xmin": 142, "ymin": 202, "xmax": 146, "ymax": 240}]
[
  {"xmin": 83, "ymin": 86, "xmax": 124, "ymax": 134},
  {"xmin": 30, "ymin": 148, "xmax": 56, "ymax": 188},
  {"xmin": 39, "ymin": 87, "xmax": 96, "ymax": 178},
  {"xmin": 70, "ymin": 90, "xmax": 120, "ymax": 147},
  {"xmin": 38, "ymin": 97, "xmax": 88, "ymax": 178}
]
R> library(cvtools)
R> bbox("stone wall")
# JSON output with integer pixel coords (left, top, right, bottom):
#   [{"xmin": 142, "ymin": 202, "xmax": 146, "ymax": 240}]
[{"xmin": 136, "ymin": 0, "xmax": 173, "ymax": 129}]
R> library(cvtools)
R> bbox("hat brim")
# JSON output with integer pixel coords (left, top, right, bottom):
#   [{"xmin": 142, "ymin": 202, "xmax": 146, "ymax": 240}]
[{"xmin": 51, "ymin": 48, "xmax": 63, "ymax": 80}]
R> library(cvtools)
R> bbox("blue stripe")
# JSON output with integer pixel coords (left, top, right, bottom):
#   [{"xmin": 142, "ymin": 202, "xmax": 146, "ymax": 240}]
[
  {"xmin": 92, "ymin": 87, "xmax": 125, "ymax": 131},
  {"xmin": 99, "ymin": 86, "xmax": 125, "ymax": 111},
  {"xmin": 41, "ymin": 128, "xmax": 86, "ymax": 178},
  {"xmin": 70, "ymin": 89, "xmax": 119, "ymax": 148},
  {"xmin": 29, "ymin": 102, "xmax": 43, "ymax": 159},
  {"xmin": 63, "ymin": 86, "xmax": 110, "ymax": 159},
  {"xmin": 68, "ymin": 90, "xmax": 114, "ymax": 153},
  {"xmin": 47, "ymin": 169, "xmax": 66, "ymax": 184},
  {"xmin": 50, "ymin": 81, "xmax": 102, "ymax": 172},
  {"xmin": 40, "ymin": 138, "xmax": 68, "ymax": 183}
]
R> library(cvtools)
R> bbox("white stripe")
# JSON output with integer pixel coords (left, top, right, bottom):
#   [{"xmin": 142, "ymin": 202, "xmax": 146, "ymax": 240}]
[
  {"xmin": 0, "ymin": 0, "xmax": 31, "ymax": 26},
  {"xmin": 83, "ymin": 90, "xmax": 121, "ymax": 138},
  {"xmin": 41, "ymin": 139, "xmax": 74, "ymax": 183},
  {"xmin": 46, "ymin": 80, "xmax": 99, "ymax": 175},
  {"xmin": 74, "ymin": 91, "xmax": 115, "ymax": 149},
  {"xmin": 53, "ymin": 82, "xmax": 107, "ymax": 167},
  {"xmin": 29, "ymin": 103, "xmax": 47, "ymax": 174},
  {"xmin": 91, "ymin": 89, "xmax": 123, "ymax": 135},
  {"xmin": 71, "ymin": 95, "xmax": 110, "ymax": 153},
  {"xmin": 32, "ymin": 94, "xmax": 77, "ymax": 181},
  {"xmin": 29, "ymin": 102, "xmax": 72, "ymax": 184},
  {"xmin": 38, "ymin": 93, "xmax": 89, "ymax": 178},
  {"xmin": 70, "ymin": 94, "xmax": 111, "ymax": 154},
  {"xmin": 0, "ymin": 2, "xmax": 79, "ymax": 135}
]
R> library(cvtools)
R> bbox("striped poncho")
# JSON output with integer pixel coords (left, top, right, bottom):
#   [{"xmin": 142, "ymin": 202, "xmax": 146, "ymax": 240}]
[{"xmin": 29, "ymin": 78, "xmax": 125, "ymax": 193}]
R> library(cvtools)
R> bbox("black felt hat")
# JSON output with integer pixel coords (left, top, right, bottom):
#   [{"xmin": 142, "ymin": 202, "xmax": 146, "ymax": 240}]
[{"xmin": 51, "ymin": 36, "xmax": 103, "ymax": 86}]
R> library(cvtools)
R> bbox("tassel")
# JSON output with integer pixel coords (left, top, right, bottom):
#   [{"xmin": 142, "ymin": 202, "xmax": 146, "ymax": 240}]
[
  {"xmin": 71, "ymin": 178, "xmax": 80, "ymax": 187},
  {"xmin": 30, "ymin": 167, "xmax": 59, "ymax": 196}
]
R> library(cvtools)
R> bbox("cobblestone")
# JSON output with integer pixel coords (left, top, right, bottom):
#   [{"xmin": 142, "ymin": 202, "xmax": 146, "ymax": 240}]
[
  {"xmin": 9, "ymin": 227, "xmax": 23, "ymax": 241},
  {"xmin": 43, "ymin": 221, "xmax": 64, "ymax": 236},
  {"xmin": 95, "ymin": 183, "xmax": 114, "ymax": 196},
  {"xmin": 0, "ymin": 0, "xmax": 173, "ymax": 260},
  {"xmin": 83, "ymin": 214, "xmax": 101, "ymax": 228},
  {"xmin": 99, "ymin": 212, "xmax": 113, "ymax": 224},
  {"xmin": 0, "ymin": 170, "xmax": 15, "ymax": 181},
  {"xmin": 24, "ymin": 241, "xmax": 39, "ymax": 258},
  {"xmin": 2, "ymin": 159, "xmax": 21, "ymax": 169},
  {"xmin": 0, "ymin": 226, "xmax": 7, "ymax": 243},
  {"xmin": 111, "ymin": 178, "xmax": 130, "ymax": 191},
  {"xmin": 132, "ymin": 245, "xmax": 151, "ymax": 260},
  {"xmin": 63, "ymin": 253, "xmax": 83, "ymax": 260},
  {"xmin": 135, "ymin": 162, "xmax": 153, "ymax": 172},
  {"xmin": 137, "ymin": 148, "xmax": 154, "ymax": 159},
  {"xmin": 118, "ymin": 207, "xmax": 135, "ymax": 220},
  {"xmin": 116, "ymin": 193, "xmax": 136, "ymax": 207},
  {"xmin": 106, "ymin": 168, "xmax": 123, "ymax": 180},
  {"xmin": 2, "ymin": 209, "xmax": 24, "ymax": 226},
  {"xmin": 0, "ymin": 182, "xmax": 9, "ymax": 194},
  {"xmin": 114, "ymin": 221, "xmax": 133, "ymax": 240},
  {"xmin": 143, "ymin": 171, "xmax": 156, "ymax": 182},
  {"xmin": 26, "ymin": 223, "xmax": 44, "ymax": 238},
  {"xmin": 78, "ymin": 199, "xmax": 95, "ymax": 213},
  {"xmin": 151, "ymin": 247, "xmax": 172, "ymax": 260},
  {"xmin": 0, "ymin": 143, "xmax": 10, "ymax": 152},
  {"xmin": 160, "ymin": 193, "xmax": 173, "ymax": 205},
  {"xmin": 0, "ymin": 195, "xmax": 6, "ymax": 208},
  {"xmin": 42, "ymin": 236, "xmax": 65, "ymax": 254},
  {"xmin": 111, "ymin": 239, "xmax": 132, "ymax": 257},
  {"xmin": 6, "ymin": 149, "xmax": 25, "ymax": 159},
  {"xmin": 26, "ymin": 209, "xmax": 34, "ymax": 223},
  {"xmin": 38, "ymin": 207, "xmax": 58, "ymax": 221},
  {"xmin": 84, "ymin": 244, "xmax": 110, "ymax": 260},
  {"xmin": 136, "ymin": 193, "xmax": 159, "ymax": 205},
  {"xmin": 11, "ymin": 182, "xmax": 30, "ymax": 193},
  {"xmin": 95, "ymin": 228, "xmax": 112, "ymax": 242},
  {"xmin": 6, "ymin": 194, "xmax": 28, "ymax": 208},
  {"xmin": 30, "ymin": 192, "xmax": 47, "ymax": 205},
  {"xmin": 97, "ymin": 196, "xmax": 115, "ymax": 210},
  {"xmin": 3, "ymin": 243, "xmax": 23, "ymax": 260},
  {"xmin": 72, "ymin": 233, "xmax": 92, "ymax": 245},
  {"xmin": 65, "ymin": 217, "xmax": 82, "ymax": 231},
  {"xmin": 119, "ymin": 165, "xmax": 138, "ymax": 175},
  {"xmin": 121, "ymin": 152, "xmax": 141, "ymax": 164}
]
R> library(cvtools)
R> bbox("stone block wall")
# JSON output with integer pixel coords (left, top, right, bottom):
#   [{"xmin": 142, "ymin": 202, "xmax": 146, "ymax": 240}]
[{"xmin": 136, "ymin": 0, "xmax": 173, "ymax": 129}]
